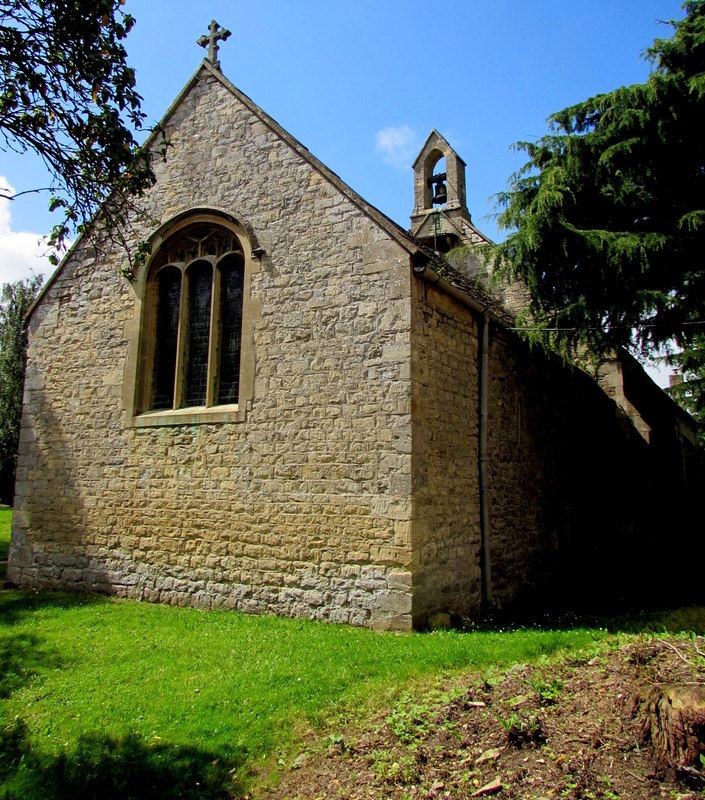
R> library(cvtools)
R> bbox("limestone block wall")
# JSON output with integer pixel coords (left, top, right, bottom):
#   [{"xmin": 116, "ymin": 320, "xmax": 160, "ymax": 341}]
[
  {"xmin": 9, "ymin": 67, "xmax": 415, "ymax": 630},
  {"xmin": 484, "ymin": 330, "xmax": 663, "ymax": 612},
  {"xmin": 484, "ymin": 333, "xmax": 574, "ymax": 608},
  {"xmin": 410, "ymin": 279, "xmax": 482, "ymax": 623},
  {"xmin": 408, "ymin": 276, "xmax": 682, "ymax": 619}
]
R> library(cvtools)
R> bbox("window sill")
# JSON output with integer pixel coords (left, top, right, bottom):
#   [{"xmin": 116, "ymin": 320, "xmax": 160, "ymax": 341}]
[{"xmin": 133, "ymin": 404, "xmax": 243, "ymax": 428}]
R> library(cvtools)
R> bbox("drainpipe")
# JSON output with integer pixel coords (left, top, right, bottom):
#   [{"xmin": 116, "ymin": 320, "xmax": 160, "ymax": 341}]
[
  {"xmin": 411, "ymin": 260, "xmax": 495, "ymax": 615},
  {"xmin": 479, "ymin": 314, "xmax": 492, "ymax": 614}
]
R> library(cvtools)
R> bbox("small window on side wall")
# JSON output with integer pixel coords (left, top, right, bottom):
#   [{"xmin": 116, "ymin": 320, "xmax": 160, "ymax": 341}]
[{"xmin": 140, "ymin": 224, "xmax": 246, "ymax": 413}]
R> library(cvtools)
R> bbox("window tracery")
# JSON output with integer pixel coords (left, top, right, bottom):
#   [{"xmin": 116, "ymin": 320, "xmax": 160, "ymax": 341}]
[{"xmin": 138, "ymin": 222, "xmax": 246, "ymax": 415}]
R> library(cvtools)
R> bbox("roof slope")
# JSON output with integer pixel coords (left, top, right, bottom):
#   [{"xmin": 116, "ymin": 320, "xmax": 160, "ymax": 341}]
[{"xmin": 29, "ymin": 60, "xmax": 505, "ymax": 322}]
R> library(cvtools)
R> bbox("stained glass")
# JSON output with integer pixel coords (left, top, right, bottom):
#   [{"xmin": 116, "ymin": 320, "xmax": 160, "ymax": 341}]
[
  {"xmin": 146, "ymin": 224, "xmax": 246, "ymax": 412},
  {"xmin": 185, "ymin": 262, "xmax": 213, "ymax": 406},
  {"xmin": 151, "ymin": 267, "xmax": 181, "ymax": 409},
  {"xmin": 218, "ymin": 254, "xmax": 244, "ymax": 404}
]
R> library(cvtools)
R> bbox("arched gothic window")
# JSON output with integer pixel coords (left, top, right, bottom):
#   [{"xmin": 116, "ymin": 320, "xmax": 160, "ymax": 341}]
[{"xmin": 140, "ymin": 224, "xmax": 245, "ymax": 413}]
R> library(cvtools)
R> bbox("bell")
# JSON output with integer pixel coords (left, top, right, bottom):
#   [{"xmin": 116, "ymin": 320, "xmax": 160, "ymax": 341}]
[{"xmin": 432, "ymin": 179, "xmax": 447, "ymax": 206}]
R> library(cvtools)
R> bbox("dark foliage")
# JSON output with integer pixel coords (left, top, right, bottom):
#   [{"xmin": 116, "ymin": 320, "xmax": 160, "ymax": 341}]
[
  {"xmin": 0, "ymin": 1, "xmax": 164, "ymax": 271},
  {"xmin": 0, "ymin": 276, "xmax": 43, "ymax": 504},
  {"xmin": 493, "ymin": 1, "xmax": 705, "ymax": 422}
]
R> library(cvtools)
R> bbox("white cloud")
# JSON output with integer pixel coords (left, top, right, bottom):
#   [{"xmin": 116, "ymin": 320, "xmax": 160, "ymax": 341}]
[
  {"xmin": 0, "ymin": 176, "xmax": 52, "ymax": 286},
  {"xmin": 375, "ymin": 125, "xmax": 418, "ymax": 170}
]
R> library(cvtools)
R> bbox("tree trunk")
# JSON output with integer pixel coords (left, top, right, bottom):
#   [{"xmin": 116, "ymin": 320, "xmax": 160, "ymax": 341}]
[{"xmin": 639, "ymin": 684, "xmax": 705, "ymax": 770}]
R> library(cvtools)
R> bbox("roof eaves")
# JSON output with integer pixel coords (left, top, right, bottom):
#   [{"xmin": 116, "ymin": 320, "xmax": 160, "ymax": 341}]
[{"xmin": 410, "ymin": 239, "xmax": 512, "ymax": 326}]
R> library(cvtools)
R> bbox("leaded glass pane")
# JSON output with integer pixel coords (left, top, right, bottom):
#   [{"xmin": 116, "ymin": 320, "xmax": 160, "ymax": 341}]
[
  {"xmin": 202, "ymin": 235, "xmax": 220, "ymax": 256},
  {"xmin": 151, "ymin": 267, "xmax": 181, "ymax": 410},
  {"xmin": 218, "ymin": 254, "xmax": 244, "ymax": 404},
  {"xmin": 185, "ymin": 262, "xmax": 213, "ymax": 406}
]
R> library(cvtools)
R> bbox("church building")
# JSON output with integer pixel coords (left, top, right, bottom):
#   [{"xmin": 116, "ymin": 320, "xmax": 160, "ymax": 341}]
[{"xmin": 8, "ymin": 25, "xmax": 701, "ymax": 629}]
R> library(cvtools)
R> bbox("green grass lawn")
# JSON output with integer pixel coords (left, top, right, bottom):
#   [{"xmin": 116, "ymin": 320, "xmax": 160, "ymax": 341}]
[
  {"xmin": 0, "ymin": 506, "xmax": 702, "ymax": 800},
  {"xmin": 1, "ymin": 591, "xmax": 610, "ymax": 799}
]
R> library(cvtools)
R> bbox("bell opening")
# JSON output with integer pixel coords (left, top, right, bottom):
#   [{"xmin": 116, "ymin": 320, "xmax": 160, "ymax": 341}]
[{"xmin": 429, "ymin": 172, "xmax": 448, "ymax": 207}]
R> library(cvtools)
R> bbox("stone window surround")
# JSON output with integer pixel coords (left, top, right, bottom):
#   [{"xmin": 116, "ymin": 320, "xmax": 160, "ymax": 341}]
[{"xmin": 124, "ymin": 209, "xmax": 261, "ymax": 427}]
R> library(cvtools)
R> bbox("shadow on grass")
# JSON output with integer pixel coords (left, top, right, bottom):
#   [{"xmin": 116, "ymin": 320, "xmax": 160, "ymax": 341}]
[
  {"xmin": 0, "ymin": 720, "xmax": 244, "ymax": 800},
  {"xmin": 0, "ymin": 631, "xmax": 59, "ymax": 699},
  {"xmin": 0, "ymin": 590, "xmax": 107, "ymax": 699},
  {"xmin": 462, "ymin": 603, "xmax": 705, "ymax": 636},
  {"xmin": 596, "ymin": 605, "xmax": 705, "ymax": 635},
  {"xmin": 0, "ymin": 589, "xmax": 107, "ymax": 627}
]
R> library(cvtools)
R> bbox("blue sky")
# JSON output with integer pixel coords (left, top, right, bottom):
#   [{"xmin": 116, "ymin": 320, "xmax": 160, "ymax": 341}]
[{"xmin": 0, "ymin": 1, "xmax": 686, "ymax": 302}]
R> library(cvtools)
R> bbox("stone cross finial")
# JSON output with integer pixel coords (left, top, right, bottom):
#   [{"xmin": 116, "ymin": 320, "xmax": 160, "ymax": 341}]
[{"xmin": 197, "ymin": 20, "xmax": 231, "ymax": 70}]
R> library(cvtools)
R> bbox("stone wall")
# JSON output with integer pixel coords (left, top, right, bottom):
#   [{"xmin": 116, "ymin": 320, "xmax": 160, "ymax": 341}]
[
  {"xmin": 408, "ymin": 276, "xmax": 696, "ymax": 621},
  {"xmin": 484, "ymin": 328, "xmax": 675, "ymax": 613},
  {"xmin": 9, "ymin": 66, "xmax": 415, "ymax": 630},
  {"xmin": 10, "ymin": 64, "xmax": 700, "ymax": 630},
  {"xmin": 410, "ymin": 278, "xmax": 482, "ymax": 624}
]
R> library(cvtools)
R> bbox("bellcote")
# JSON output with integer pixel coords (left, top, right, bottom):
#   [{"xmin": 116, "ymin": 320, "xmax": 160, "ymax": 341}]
[{"xmin": 410, "ymin": 130, "xmax": 475, "ymax": 253}]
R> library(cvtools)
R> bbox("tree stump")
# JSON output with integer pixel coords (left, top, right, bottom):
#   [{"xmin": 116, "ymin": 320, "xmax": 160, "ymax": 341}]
[{"xmin": 640, "ymin": 684, "xmax": 705, "ymax": 772}]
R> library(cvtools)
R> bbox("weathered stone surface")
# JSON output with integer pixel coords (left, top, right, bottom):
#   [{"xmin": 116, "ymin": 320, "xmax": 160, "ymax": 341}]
[
  {"xmin": 410, "ymin": 279, "xmax": 482, "ymax": 621},
  {"xmin": 8, "ymin": 64, "xmax": 414, "ymax": 630},
  {"xmin": 8, "ymin": 62, "xmax": 702, "ymax": 632}
]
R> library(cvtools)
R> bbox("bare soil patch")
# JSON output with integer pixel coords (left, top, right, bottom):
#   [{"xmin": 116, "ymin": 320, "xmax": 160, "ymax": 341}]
[{"xmin": 260, "ymin": 638, "xmax": 705, "ymax": 800}]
